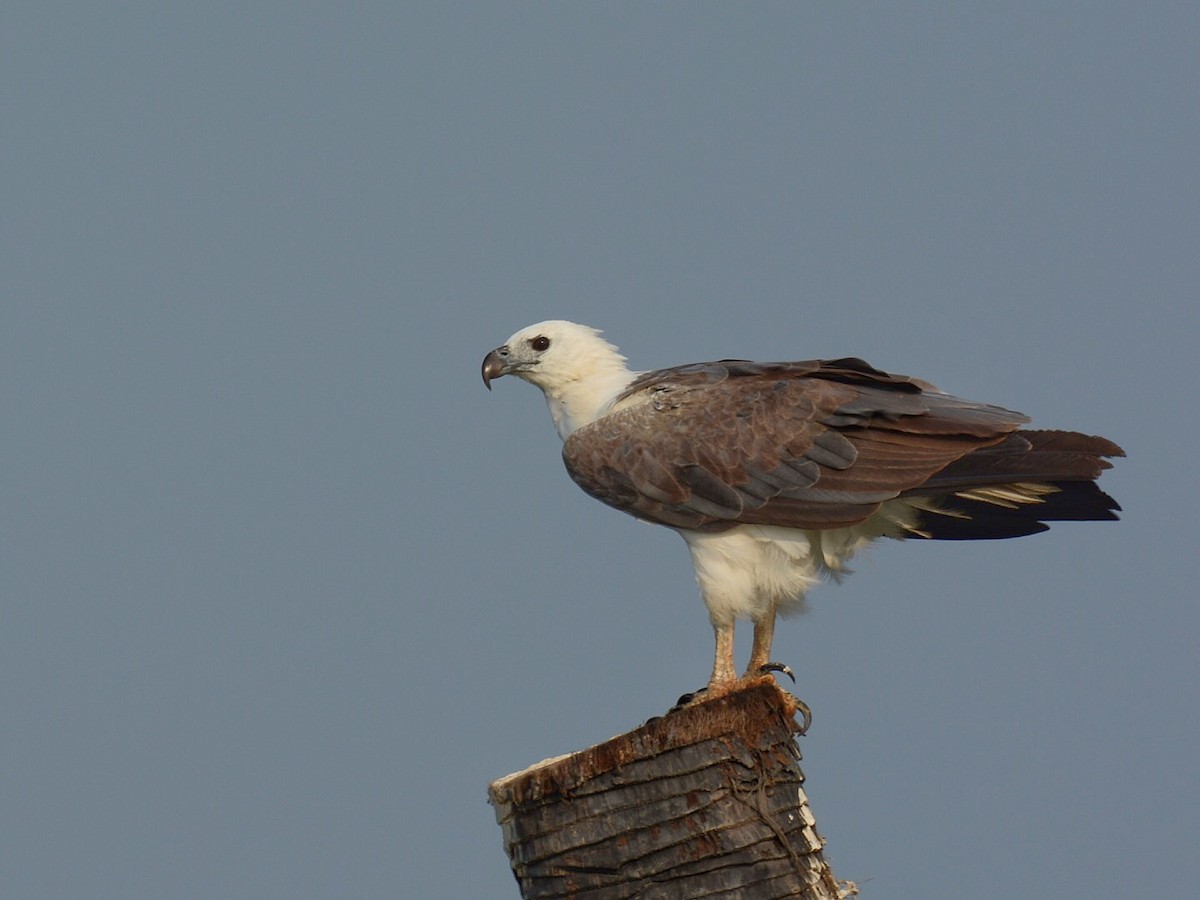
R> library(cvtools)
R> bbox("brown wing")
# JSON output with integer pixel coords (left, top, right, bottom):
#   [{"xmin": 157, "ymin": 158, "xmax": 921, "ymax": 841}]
[{"xmin": 563, "ymin": 358, "xmax": 1044, "ymax": 533}]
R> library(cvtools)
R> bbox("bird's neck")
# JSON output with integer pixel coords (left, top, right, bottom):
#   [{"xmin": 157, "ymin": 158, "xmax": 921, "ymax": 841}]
[{"xmin": 543, "ymin": 368, "xmax": 637, "ymax": 441}]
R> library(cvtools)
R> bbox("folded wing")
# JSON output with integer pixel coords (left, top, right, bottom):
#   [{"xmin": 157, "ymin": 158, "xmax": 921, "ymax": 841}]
[{"xmin": 563, "ymin": 359, "xmax": 1122, "ymax": 537}]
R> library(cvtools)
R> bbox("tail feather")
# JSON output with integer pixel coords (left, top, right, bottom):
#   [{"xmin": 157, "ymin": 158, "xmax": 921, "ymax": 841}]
[
  {"xmin": 918, "ymin": 430, "xmax": 1123, "ymax": 489},
  {"xmin": 899, "ymin": 430, "xmax": 1123, "ymax": 541}
]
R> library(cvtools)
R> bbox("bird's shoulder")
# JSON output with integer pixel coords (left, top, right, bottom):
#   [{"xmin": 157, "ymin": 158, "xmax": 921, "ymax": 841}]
[
  {"xmin": 614, "ymin": 356, "xmax": 928, "ymax": 403},
  {"xmin": 587, "ymin": 356, "xmax": 927, "ymax": 426}
]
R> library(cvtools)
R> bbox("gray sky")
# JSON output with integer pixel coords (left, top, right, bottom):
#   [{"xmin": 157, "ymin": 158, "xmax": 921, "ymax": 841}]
[{"xmin": 4, "ymin": 3, "xmax": 1197, "ymax": 897}]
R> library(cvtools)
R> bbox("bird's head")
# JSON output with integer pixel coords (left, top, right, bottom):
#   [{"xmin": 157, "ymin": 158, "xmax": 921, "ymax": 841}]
[
  {"xmin": 482, "ymin": 321, "xmax": 636, "ymax": 439},
  {"xmin": 481, "ymin": 320, "xmax": 628, "ymax": 394}
]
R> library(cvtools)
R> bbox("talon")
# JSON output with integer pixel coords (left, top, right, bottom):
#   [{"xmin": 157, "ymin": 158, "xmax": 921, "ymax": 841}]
[
  {"xmin": 669, "ymin": 688, "xmax": 708, "ymax": 713},
  {"xmin": 757, "ymin": 661, "xmax": 795, "ymax": 683},
  {"xmin": 794, "ymin": 697, "xmax": 813, "ymax": 735}
]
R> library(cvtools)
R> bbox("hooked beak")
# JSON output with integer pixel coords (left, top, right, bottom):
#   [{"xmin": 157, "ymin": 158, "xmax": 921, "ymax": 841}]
[{"xmin": 481, "ymin": 347, "xmax": 510, "ymax": 390}]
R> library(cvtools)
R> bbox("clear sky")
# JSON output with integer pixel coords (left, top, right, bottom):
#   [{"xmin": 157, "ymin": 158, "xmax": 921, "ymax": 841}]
[{"xmin": 4, "ymin": 3, "xmax": 1197, "ymax": 898}]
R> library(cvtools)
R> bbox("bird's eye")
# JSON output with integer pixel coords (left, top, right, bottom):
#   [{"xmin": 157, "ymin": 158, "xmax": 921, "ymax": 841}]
[{"xmin": 530, "ymin": 336, "xmax": 551, "ymax": 351}]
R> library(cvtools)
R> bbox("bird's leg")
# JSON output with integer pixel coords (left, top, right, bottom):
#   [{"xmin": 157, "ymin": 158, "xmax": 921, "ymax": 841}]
[
  {"xmin": 707, "ymin": 617, "xmax": 737, "ymax": 688},
  {"xmin": 746, "ymin": 611, "xmax": 776, "ymax": 675}
]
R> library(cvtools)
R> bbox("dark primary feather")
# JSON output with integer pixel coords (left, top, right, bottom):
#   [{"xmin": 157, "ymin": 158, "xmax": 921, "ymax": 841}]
[{"xmin": 563, "ymin": 359, "xmax": 1123, "ymax": 537}]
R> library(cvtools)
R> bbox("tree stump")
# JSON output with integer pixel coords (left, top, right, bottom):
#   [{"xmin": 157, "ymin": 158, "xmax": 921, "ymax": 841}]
[{"xmin": 488, "ymin": 679, "xmax": 854, "ymax": 898}]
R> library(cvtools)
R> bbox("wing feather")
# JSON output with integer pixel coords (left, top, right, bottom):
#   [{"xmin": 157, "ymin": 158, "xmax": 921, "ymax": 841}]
[{"xmin": 563, "ymin": 358, "xmax": 1117, "ymax": 534}]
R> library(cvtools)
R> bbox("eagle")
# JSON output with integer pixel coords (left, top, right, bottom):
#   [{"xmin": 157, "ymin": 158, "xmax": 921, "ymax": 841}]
[{"xmin": 482, "ymin": 320, "xmax": 1123, "ymax": 693}]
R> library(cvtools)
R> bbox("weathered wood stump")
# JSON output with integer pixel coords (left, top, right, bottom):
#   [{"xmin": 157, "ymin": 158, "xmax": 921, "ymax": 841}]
[{"xmin": 489, "ymin": 679, "xmax": 854, "ymax": 898}]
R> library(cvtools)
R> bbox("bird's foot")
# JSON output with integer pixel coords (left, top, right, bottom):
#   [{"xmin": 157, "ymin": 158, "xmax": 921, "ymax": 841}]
[
  {"xmin": 673, "ymin": 662, "xmax": 793, "ymax": 709},
  {"xmin": 747, "ymin": 663, "xmax": 811, "ymax": 733},
  {"xmin": 662, "ymin": 663, "xmax": 808, "ymax": 729}
]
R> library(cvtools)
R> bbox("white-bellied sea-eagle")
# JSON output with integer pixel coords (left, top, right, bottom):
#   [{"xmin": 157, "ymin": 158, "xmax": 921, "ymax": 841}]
[{"xmin": 482, "ymin": 321, "xmax": 1123, "ymax": 693}]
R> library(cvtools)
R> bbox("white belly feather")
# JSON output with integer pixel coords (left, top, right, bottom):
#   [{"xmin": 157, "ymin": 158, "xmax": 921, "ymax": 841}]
[{"xmin": 679, "ymin": 499, "xmax": 922, "ymax": 623}]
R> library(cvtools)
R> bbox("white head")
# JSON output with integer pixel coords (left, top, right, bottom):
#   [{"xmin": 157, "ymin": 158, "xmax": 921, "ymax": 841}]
[{"xmin": 482, "ymin": 320, "xmax": 635, "ymax": 439}]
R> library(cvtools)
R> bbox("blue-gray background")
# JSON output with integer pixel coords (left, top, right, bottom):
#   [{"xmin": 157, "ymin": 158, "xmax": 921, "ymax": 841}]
[{"xmin": 5, "ymin": 3, "xmax": 1196, "ymax": 897}]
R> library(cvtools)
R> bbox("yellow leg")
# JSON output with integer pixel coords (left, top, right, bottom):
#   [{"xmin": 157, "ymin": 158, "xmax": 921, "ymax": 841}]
[
  {"xmin": 708, "ymin": 619, "xmax": 737, "ymax": 688},
  {"xmin": 746, "ymin": 611, "xmax": 776, "ymax": 675}
]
